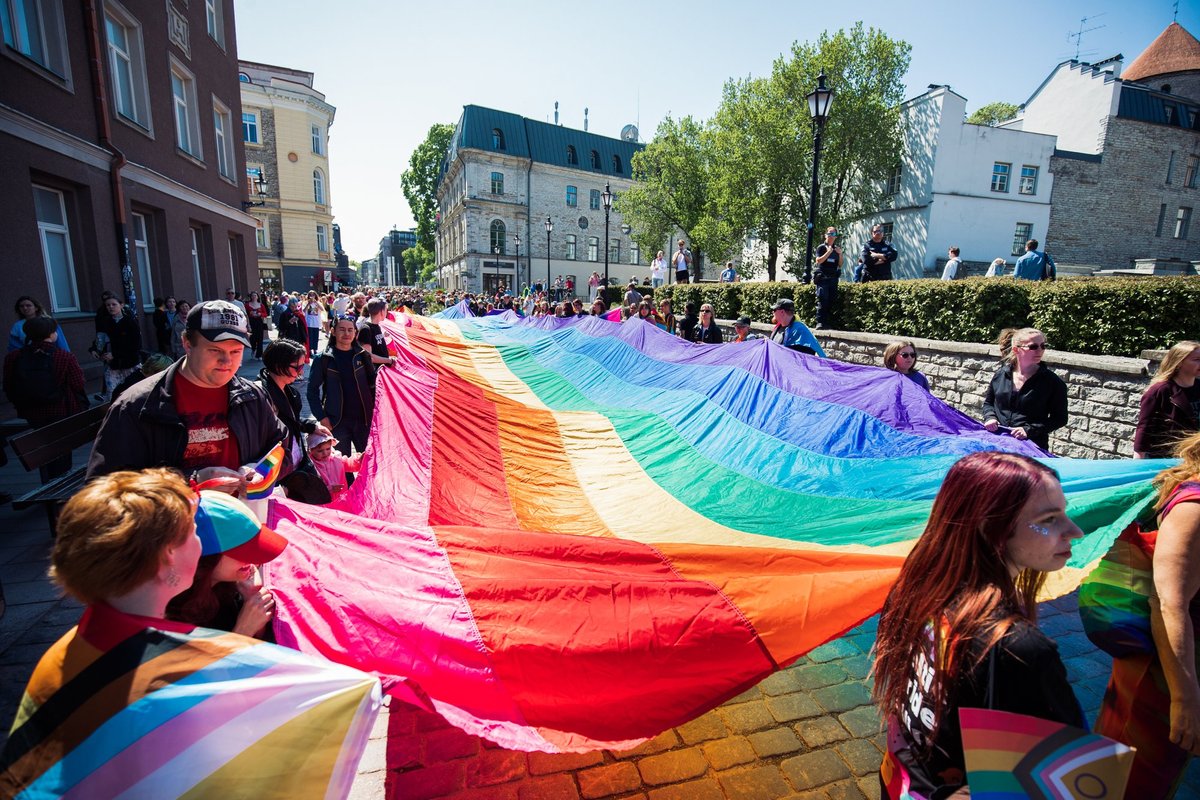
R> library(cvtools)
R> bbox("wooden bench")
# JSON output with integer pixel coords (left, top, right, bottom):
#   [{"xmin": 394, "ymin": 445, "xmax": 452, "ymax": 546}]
[{"xmin": 11, "ymin": 403, "xmax": 110, "ymax": 530}]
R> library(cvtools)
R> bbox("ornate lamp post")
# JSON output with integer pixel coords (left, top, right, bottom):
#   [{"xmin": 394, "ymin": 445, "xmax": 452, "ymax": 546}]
[
  {"xmin": 513, "ymin": 232, "xmax": 521, "ymax": 293},
  {"xmin": 544, "ymin": 217, "xmax": 553, "ymax": 295},
  {"xmin": 601, "ymin": 182, "xmax": 613, "ymax": 296},
  {"xmin": 492, "ymin": 245, "xmax": 500, "ymax": 296},
  {"xmin": 803, "ymin": 73, "xmax": 835, "ymax": 285}
]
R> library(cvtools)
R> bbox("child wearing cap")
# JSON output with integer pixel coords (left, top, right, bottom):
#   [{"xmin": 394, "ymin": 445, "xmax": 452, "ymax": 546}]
[
  {"xmin": 166, "ymin": 491, "xmax": 289, "ymax": 639},
  {"xmin": 308, "ymin": 430, "xmax": 361, "ymax": 496}
]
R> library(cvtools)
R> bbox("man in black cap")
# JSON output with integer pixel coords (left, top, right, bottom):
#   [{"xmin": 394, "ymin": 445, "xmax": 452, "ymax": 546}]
[
  {"xmin": 768, "ymin": 298, "xmax": 825, "ymax": 357},
  {"xmin": 731, "ymin": 316, "xmax": 762, "ymax": 343},
  {"xmin": 860, "ymin": 224, "xmax": 897, "ymax": 282},
  {"xmin": 87, "ymin": 300, "xmax": 288, "ymax": 485}
]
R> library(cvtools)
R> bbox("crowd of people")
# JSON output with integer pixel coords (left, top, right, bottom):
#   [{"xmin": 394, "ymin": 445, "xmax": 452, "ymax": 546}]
[{"xmin": 3, "ymin": 279, "xmax": 1200, "ymax": 799}]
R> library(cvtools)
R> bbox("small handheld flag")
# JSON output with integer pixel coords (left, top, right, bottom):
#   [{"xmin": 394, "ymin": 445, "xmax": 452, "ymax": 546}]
[{"xmin": 246, "ymin": 442, "xmax": 286, "ymax": 499}]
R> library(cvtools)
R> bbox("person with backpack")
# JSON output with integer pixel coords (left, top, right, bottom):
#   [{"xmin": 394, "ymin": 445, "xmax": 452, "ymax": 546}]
[
  {"xmin": 940, "ymin": 246, "xmax": 963, "ymax": 280},
  {"xmin": 3, "ymin": 315, "xmax": 87, "ymax": 482},
  {"xmin": 1013, "ymin": 239, "xmax": 1057, "ymax": 281}
]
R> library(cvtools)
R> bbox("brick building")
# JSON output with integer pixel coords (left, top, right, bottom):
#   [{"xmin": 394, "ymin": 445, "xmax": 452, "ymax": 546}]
[
  {"xmin": 0, "ymin": 0, "xmax": 258, "ymax": 353},
  {"xmin": 1004, "ymin": 23, "xmax": 1200, "ymax": 272},
  {"xmin": 238, "ymin": 60, "xmax": 337, "ymax": 295},
  {"xmin": 435, "ymin": 106, "xmax": 644, "ymax": 294}
]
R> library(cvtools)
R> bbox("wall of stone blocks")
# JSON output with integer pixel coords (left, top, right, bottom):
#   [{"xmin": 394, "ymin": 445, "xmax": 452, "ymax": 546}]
[{"xmin": 726, "ymin": 323, "xmax": 1160, "ymax": 460}]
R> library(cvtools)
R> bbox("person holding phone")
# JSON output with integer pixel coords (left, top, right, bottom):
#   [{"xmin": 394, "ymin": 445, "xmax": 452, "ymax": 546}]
[
  {"xmin": 982, "ymin": 328, "xmax": 1068, "ymax": 451},
  {"xmin": 813, "ymin": 227, "xmax": 842, "ymax": 329}
]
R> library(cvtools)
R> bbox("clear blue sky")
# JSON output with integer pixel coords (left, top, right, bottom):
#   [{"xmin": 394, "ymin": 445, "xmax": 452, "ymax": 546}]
[{"xmin": 234, "ymin": 0, "xmax": 1197, "ymax": 261}]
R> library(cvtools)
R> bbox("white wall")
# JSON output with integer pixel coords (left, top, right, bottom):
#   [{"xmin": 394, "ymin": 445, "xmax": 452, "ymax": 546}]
[{"xmin": 1016, "ymin": 62, "xmax": 1121, "ymax": 154}]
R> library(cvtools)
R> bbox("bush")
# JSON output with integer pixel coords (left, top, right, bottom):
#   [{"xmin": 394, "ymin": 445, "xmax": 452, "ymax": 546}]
[{"xmin": 646, "ymin": 277, "xmax": 1200, "ymax": 357}]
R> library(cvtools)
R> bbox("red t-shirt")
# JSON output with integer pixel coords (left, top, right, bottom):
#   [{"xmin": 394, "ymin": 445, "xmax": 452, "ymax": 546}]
[{"xmin": 174, "ymin": 372, "xmax": 240, "ymax": 472}]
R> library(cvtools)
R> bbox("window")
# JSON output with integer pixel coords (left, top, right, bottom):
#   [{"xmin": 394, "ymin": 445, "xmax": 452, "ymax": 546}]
[
  {"xmin": 255, "ymin": 217, "xmax": 267, "ymax": 249},
  {"xmin": 491, "ymin": 171, "xmax": 504, "ymax": 195},
  {"xmin": 608, "ymin": 238, "xmax": 620, "ymax": 263},
  {"xmin": 32, "ymin": 185, "xmax": 79, "ymax": 312},
  {"xmin": 1019, "ymin": 165, "xmax": 1039, "ymax": 195},
  {"xmin": 204, "ymin": 0, "xmax": 224, "ymax": 48},
  {"xmin": 1167, "ymin": 151, "xmax": 1177, "ymax": 184},
  {"xmin": 565, "ymin": 234, "xmax": 576, "ymax": 260},
  {"xmin": 489, "ymin": 220, "xmax": 506, "ymax": 254},
  {"xmin": 316, "ymin": 224, "xmax": 328, "ymax": 252},
  {"xmin": 1, "ymin": 0, "xmax": 69, "ymax": 78},
  {"xmin": 313, "ymin": 168, "xmax": 325, "ymax": 204},
  {"xmin": 311, "ymin": 124, "xmax": 323, "ymax": 155},
  {"xmin": 213, "ymin": 100, "xmax": 235, "ymax": 179},
  {"xmin": 130, "ymin": 212, "xmax": 154, "ymax": 310},
  {"xmin": 492, "ymin": 127, "xmax": 505, "ymax": 150},
  {"xmin": 1012, "ymin": 222, "xmax": 1033, "ymax": 257},
  {"xmin": 991, "ymin": 162, "xmax": 1011, "ymax": 192},
  {"xmin": 1185, "ymin": 156, "xmax": 1199, "ymax": 189},
  {"xmin": 886, "ymin": 165, "xmax": 902, "ymax": 195},
  {"xmin": 613, "ymin": 155, "xmax": 623, "ymax": 174},
  {"xmin": 630, "ymin": 241, "xmax": 640, "ymax": 265},
  {"xmin": 566, "ymin": 185, "xmax": 577, "ymax": 207},
  {"xmin": 587, "ymin": 236, "xmax": 598, "ymax": 262},
  {"xmin": 590, "ymin": 150, "xmax": 601, "ymax": 170},
  {"xmin": 1157, "ymin": 203, "xmax": 1167, "ymax": 237},
  {"xmin": 170, "ymin": 61, "xmax": 201, "ymax": 157},
  {"xmin": 242, "ymin": 111, "xmax": 258, "ymax": 143},
  {"xmin": 246, "ymin": 165, "xmax": 263, "ymax": 195},
  {"xmin": 589, "ymin": 189, "xmax": 600, "ymax": 210},
  {"xmin": 1176, "ymin": 207, "xmax": 1193, "ymax": 240},
  {"xmin": 880, "ymin": 222, "xmax": 894, "ymax": 241},
  {"xmin": 1165, "ymin": 105, "xmax": 1176, "ymax": 126},
  {"xmin": 104, "ymin": 5, "xmax": 150, "ymax": 129},
  {"xmin": 190, "ymin": 227, "xmax": 203, "ymax": 300},
  {"xmin": 567, "ymin": 145, "xmax": 578, "ymax": 165}
]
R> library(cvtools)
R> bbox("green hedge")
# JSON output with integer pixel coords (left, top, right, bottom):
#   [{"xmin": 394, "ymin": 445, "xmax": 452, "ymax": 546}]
[{"xmin": 648, "ymin": 277, "xmax": 1200, "ymax": 357}]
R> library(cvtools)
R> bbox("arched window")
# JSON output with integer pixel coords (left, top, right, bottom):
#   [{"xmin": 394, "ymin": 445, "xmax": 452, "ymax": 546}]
[
  {"xmin": 566, "ymin": 145, "xmax": 578, "ymax": 165},
  {"xmin": 313, "ymin": 168, "xmax": 325, "ymax": 204},
  {"xmin": 490, "ymin": 219, "xmax": 506, "ymax": 254},
  {"xmin": 590, "ymin": 150, "xmax": 601, "ymax": 169},
  {"xmin": 612, "ymin": 154, "xmax": 623, "ymax": 174},
  {"xmin": 492, "ymin": 128, "xmax": 505, "ymax": 150}
]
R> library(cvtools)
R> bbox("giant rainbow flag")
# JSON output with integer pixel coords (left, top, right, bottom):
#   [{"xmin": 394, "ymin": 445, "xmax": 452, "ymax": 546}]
[{"xmin": 264, "ymin": 312, "xmax": 1165, "ymax": 753}]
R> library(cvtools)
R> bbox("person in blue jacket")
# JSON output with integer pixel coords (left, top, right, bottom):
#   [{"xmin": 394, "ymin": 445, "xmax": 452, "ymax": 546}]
[{"xmin": 768, "ymin": 298, "xmax": 825, "ymax": 357}]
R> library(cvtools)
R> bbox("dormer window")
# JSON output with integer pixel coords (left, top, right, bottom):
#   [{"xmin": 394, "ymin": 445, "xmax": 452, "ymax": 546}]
[
  {"xmin": 590, "ymin": 150, "xmax": 600, "ymax": 169},
  {"xmin": 567, "ymin": 145, "xmax": 578, "ymax": 165},
  {"xmin": 612, "ymin": 154, "xmax": 623, "ymax": 174},
  {"xmin": 492, "ymin": 127, "xmax": 505, "ymax": 150}
]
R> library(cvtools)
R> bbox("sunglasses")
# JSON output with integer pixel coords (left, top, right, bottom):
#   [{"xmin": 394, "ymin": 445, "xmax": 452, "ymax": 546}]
[
  {"xmin": 898, "ymin": 352, "xmax": 916, "ymax": 359},
  {"xmin": 1017, "ymin": 343, "xmax": 1050, "ymax": 351}
]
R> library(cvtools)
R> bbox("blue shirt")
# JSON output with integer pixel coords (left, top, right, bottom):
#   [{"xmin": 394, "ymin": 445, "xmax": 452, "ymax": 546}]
[
  {"xmin": 770, "ymin": 319, "xmax": 826, "ymax": 357},
  {"xmin": 1013, "ymin": 250, "xmax": 1055, "ymax": 281}
]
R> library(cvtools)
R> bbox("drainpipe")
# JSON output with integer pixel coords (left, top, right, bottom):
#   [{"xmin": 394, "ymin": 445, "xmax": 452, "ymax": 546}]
[{"xmin": 83, "ymin": 0, "xmax": 136, "ymax": 318}]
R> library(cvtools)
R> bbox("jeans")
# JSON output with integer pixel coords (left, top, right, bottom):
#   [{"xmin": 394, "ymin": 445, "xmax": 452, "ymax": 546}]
[
  {"xmin": 814, "ymin": 276, "xmax": 838, "ymax": 328},
  {"xmin": 307, "ymin": 327, "xmax": 321, "ymax": 355},
  {"xmin": 652, "ymin": 278, "xmax": 663, "ymax": 288}
]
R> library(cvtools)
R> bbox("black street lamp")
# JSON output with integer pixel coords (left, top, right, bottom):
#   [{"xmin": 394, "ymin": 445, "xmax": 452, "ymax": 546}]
[
  {"xmin": 601, "ymin": 182, "xmax": 613, "ymax": 296},
  {"xmin": 242, "ymin": 172, "xmax": 268, "ymax": 210},
  {"xmin": 544, "ymin": 217, "xmax": 553, "ymax": 295},
  {"xmin": 513, "ymin": 232, "xmax": 521, "ymax": 293},
  {"xmin": 492, "ymin": 245, "xmax": 500, "ymax": 296},
  {"xmin": 803, "ymin": 73, "xmax": 835, "ymax": 285}
]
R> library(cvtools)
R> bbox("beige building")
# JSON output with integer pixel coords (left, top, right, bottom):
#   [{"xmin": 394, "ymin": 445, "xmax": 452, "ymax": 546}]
[{"xmin": 238, "ymin": 60, "xmax": 336, "ymax": 293}]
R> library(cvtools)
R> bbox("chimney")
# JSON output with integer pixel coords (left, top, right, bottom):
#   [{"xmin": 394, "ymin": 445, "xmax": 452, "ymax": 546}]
[
  {"xmin": 584, "ymin": 107, "xmax": 589, "ymax": 132},
  {"xmin": 554, "ymin": 101, "xmax": 559, "ymax": 125}
]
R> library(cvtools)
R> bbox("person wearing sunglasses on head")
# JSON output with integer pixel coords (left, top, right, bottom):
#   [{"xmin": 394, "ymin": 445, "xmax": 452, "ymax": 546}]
[
  {"xmin": 882, "ymin": 340, "xmax": 929, "ymax": 391},
  {"xmin": 983, "ymin": 328, "xmax": 1068, "ymax": 451}
]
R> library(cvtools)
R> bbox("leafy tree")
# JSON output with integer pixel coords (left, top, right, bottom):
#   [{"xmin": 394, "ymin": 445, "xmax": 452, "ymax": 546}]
[
  {"xmin": 616, "ymin": 115, "xmax": 717, "ymax": 281},
  {"xmin": 403, "ymin": 243, "xmax": 436, "ymax": 285},
  {"xmin": 401, "ymin": 123, "xmax": 455, "ymax": 278},
  {"xmin": 967, "ymin": 102, "xmax": 1019, "ymax": 126}
]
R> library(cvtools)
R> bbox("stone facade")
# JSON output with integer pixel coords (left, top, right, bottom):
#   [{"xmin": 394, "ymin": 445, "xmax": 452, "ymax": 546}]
[{"xmin": 725, "ymin": 323, "xmax": 1158, "ymax": 459}]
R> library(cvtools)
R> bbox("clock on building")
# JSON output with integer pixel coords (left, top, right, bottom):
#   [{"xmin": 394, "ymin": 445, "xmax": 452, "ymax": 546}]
[{"xmin": 578, "ymin": 217, "xmax": 588, "ymax": 229}]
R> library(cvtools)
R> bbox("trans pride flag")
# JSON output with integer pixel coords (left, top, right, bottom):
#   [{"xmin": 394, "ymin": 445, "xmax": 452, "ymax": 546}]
[{"xmin": 264, "ymin": 312, "xmax": 1164, "ymax": 753}]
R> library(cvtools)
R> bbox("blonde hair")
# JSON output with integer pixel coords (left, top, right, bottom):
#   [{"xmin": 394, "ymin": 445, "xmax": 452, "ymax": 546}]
[
  {"xmin": 51, "ymin": 469, "xmax": 195, "ymax": 604},
  {"xmin": 882, "ymin": 340, "xmax": 916, "ymax": 372},
  {"xmin": 1155, "ymin": 432, "xmax": 1200, "ymax": 511},
  {"xmin": 1152, "ymin": 341, "xmax": 1200, "ymax": 386}
]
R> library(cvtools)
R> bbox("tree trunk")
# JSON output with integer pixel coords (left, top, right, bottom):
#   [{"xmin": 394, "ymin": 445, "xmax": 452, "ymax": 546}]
[{"xmin": 766, "ymin": 241, "xmax": 778, "ymax": 282}]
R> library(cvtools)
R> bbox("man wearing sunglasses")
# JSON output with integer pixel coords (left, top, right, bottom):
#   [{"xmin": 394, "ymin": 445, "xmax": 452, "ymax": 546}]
[
  {"xmin": 813, "ymin": 227, "xmax": 842, "ymax": 329},
  {"xmin": 861, "ymin": 224, "xmax": 898, "ymax": 282}
]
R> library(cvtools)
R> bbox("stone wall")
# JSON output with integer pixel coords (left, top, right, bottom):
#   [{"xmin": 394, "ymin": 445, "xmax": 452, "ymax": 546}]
[{"xmin": 725, "ymin": 323, "xmax": 1162, "ymax": 459}]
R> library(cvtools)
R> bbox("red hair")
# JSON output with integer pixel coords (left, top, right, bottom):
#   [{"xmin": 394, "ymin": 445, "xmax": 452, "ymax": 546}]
[{"xmin": 872, "ymin": 451, "xmax": 1058, "ymax": 736}]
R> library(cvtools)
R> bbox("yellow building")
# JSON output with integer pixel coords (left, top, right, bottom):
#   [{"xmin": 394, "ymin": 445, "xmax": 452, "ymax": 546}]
[{"xmin": 238, "ymin": 60, "xmax": 336, "ymax": 294}]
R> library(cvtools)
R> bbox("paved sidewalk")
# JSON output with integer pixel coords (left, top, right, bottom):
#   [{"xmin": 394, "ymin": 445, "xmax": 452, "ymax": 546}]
[{"xmin": 1, "ymin": 342, "xmax": 1197, "ymax": 797}]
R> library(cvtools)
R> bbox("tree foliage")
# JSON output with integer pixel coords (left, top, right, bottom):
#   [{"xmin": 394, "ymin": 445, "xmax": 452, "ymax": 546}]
[
  {"xmin": 966, "ymin": 102, "xmax": 1020, "ymax": 127},
  {"xmin": 401, "ymin": 123, "xmax": 455, "ymax": 278}
]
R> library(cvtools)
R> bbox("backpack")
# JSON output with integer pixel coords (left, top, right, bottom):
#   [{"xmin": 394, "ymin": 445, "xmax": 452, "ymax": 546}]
[{"xmin": 11, "ymin": 348, "xmax": 63, "ymax": 411}]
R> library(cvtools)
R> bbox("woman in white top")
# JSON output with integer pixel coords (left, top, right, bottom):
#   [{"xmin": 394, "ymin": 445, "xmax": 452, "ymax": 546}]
[{"xmin": 650, "ymin": 252, "xmax": 666, "ymax": 288}]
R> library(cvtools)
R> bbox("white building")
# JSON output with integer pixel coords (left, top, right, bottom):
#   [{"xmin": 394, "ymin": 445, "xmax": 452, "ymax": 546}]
[
  {"xmin": 435, "ymin": 106, "xmax": 644, "ymax": 294},
  {"xmin": 843, "ymin": 86, "xmax": 1056, "ymax": 278}
]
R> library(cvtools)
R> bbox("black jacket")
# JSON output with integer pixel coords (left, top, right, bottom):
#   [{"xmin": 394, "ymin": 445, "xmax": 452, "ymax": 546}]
[
  {"xmin": 696, "ymin": 324, "xmax": 723, "ymax": 344},
  {"xmin": 86, "ymin": 360, "xmax": 289, "ymax": 478},
  {"xmin": 258, "ymin": 369, "xmax": 318, "ymax": 442},
  {"xmin": 307, "ymin": 344, "xmax": 376, "ymax": 427},
  {"xmin": 982, "ymin": 364, "xmax": 1068, "ymax": 451},
  {"xmin": 678, "ymin": 313, "xmax": 700, "ymax": 343},
  {"xmin": 860, "ymin": 240, "xmax": 898, "ymax": 282}
]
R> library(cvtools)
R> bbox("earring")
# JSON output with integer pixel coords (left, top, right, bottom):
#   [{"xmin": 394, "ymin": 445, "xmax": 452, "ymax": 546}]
[{"xmin": 165, "ymin": 569, "xmax": 180, "ymax": 588}]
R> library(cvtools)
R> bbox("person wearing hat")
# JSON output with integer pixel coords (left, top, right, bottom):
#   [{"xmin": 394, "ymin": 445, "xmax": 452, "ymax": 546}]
[
  {"xmin": 769, "ymin": 298, "xmax": 825, "ymax": 357},
  {"xmin": 86, "ymin": 300, "xmax": 289, "ymax": 488},
  {"xmin": 307, "ymin": 430, "xmax": 361, "ymax": 496},
  {"xmin": 166, "ymin": 490, "xmax": 288, "ymax": 638},
  {"xmin": 812, "ymin": 227, "xmax": 842, "ymax": 329},
  {"xmin": 731, "ymin": 316, "xmax": 762, "ymax": 343}
]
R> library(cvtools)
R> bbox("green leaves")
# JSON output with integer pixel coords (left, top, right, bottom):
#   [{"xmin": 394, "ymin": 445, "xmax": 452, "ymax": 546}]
[
  {"xmin": 966, "ymin": 102, "xmax": 1020, "ymax": 127},
  {"xmin": 401, "ymin": 123, "xmax": 455, "ymax": 279}
]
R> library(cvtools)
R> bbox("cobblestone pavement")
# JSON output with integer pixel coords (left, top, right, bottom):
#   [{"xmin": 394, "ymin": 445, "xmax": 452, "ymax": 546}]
[{"xmin": 2, "ymin": 344, "xmax": 1198, "ymax": 797}]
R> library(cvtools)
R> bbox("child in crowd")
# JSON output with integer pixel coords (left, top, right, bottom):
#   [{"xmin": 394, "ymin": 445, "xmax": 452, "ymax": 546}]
[{"xmin": 308, "ymin": 431, "xmax": 361, "ymax": 496}]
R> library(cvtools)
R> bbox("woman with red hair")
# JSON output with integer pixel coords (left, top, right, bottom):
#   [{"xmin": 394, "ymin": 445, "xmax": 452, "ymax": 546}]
[{"xmin": 872, "ymin": 451, "xmax": 1086, "ymax": 799}]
